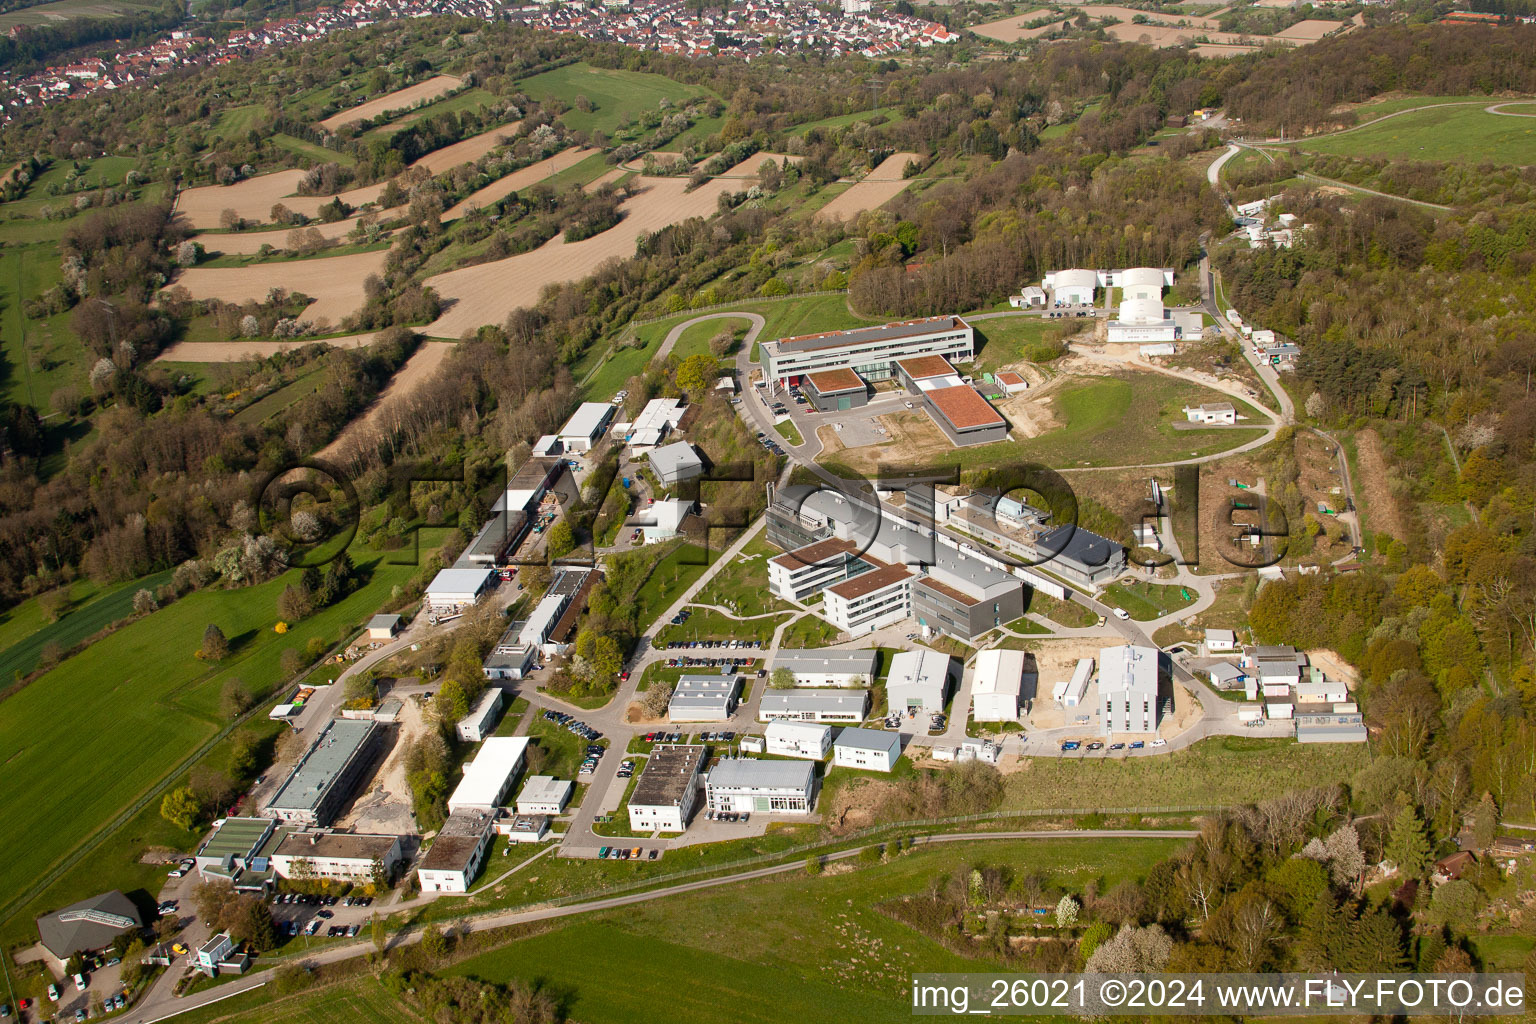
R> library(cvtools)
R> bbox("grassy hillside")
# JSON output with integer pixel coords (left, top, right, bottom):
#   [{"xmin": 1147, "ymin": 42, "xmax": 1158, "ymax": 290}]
[
  {"xmin": 1295, "ymin": 102, "xmax": 1536, "ymax": 165},
  {"xmin": 515, "ymin": 62, "xmax": 716, "ymax": 136}
]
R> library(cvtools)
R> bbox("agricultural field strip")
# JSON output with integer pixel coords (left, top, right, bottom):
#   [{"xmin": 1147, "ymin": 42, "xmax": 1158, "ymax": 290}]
[
  {"xmin": 814, "ymin": 152, "xmax": 922, "ymax": 223},
  {"xmin": 318, "ymin": 75, "xmax": 463, "ymax": 131},
  {"xmin": 440, "ymin": 146, "xmax": 599, "ymax": 220},
  {"xmin": 173, "ymin": 249, "xmax": 389, "ymax": 326}
]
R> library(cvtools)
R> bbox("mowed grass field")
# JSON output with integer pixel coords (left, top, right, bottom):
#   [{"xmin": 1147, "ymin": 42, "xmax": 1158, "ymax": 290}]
[
  {"xmin": 0, "ymin": 533, "xmax": 445, "ymax": 941},
  {"xmin": 516, "ymin": 62, "xmax": 716, "ymax": 136},
  {"xmin": 447, "ymin": 835, "xmax": 1184, "ymax": 1023},
  {"xmin": 0, "ymin": 569, "xmax": 173, "ymax": 681},
  {"xmin": 1295, "ymin": 102, "xmax": 1536, "ymax": 165},
  {"xmin": 1003, "ymin": 736, "xmax": 1372, "ymax": 809}
]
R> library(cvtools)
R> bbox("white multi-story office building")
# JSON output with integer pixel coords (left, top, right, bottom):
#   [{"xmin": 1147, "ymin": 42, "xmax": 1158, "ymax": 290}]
[
  {"xmin": 758, "ymin": 316, "xmax": 975, "ymax": 396},
  {"xmin": 1099, "ymin": 645, "xmax": 1160, "ymax": 735}
]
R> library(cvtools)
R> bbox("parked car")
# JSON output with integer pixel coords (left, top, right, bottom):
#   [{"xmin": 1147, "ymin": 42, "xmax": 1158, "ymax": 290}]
[
  {"xmin": 648, "ymin": 849, "xmax": 659, "ymax": 860},
  {"xmin": 1087, "ymin": 742, "xmax": 1104, "ymax": 751},
  {"xmin": 1112, "ymin": 608, "xmax": 1130, "ymax": 620},
  {"xmin": 47, "ymin": 985, "xmax": 58, "ymax": 1004},
  {"xmin": 1060, "ymin": 741, "xmax": 1081, "ymax": 751},
  {"xmin": 1151, "ymin": 738, "xmax": 1167, "ymax": 747},
  {"xmin": 1130, "ymin": 741, "xmax": 1145, "ymax": 749}
]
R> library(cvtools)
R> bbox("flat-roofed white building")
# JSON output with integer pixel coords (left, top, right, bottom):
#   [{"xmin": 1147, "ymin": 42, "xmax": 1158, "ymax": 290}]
[
  {"xmin": 668, "ymin": 675, "xmax": 741, "ymax": 722},
  {"xmin": 1099, "ymin": 645, "xmax": 1159, "ymax": 735},
  {"xmin": 764, "ymin": 720, "xmax": 833, "ymax": 759},
  {"xmin": 971, "ymin": 649, "xmax": 1025, "ymax": 721},
  {"xmin": 629, "ymin": 744, "xmax": 705, "ymax": 831},
  {"xmin": 634, "ymin": 498, "xmax": 695, "ymax": 544},
  {"xmin": 767, "ymin": 538, "xmax": 865, "ymax": 602},
  {"xmin": 556, "ymin": 402, "xmax": 615, "ymax": 452},
  {"xmin": 446, "ymin": 737, "xmax": 529, "ymax": 814},
  {"xmin": 1053, "ymin": 657, "xmax": 1094, "ymax": 707},
  {"xmin": 623, "ymin": 398, "xmax": 685, "ymax": 449},
  {"xmin": 649, "ymin": 441, "xmax": 704, "ymax": 487},
  {"xmin": 759, "ymin": 688, "xmax": 870, "ymax": 723},
  {"xmin": 455, "ymin": 688, "xmax": 504, "ymax": 743},
  {"xmin": 832, "ymin": 727, "xmax": 901, "ymax": 772},
  {"xmin": 705, "ymin": 759, "xmax": 819, "ymax": 814},
  {"xmin": 1184, "ymin": 403, "xmax": 1236, "ymax": 425},
  {"xmin": 270, "ymin": 831, "xmax": 403, "ymax": 883},
  {"xmin": 1205, "ymin": 629, "xmax": 1238, "ymax": 653},
  {"xmin": 515, "ymin": 775, "xmax": 573, "ymax": 816},
  {"xmin": 424, "ymin": 567, "xmax": 495, "ymax": 615},
  {"xmin": 771, "ymin": 648, "xmax": 879, "ymax": 687},
  {"xmin": 886, "ymin": 649, "xmax": 952, "ymax": 713}
]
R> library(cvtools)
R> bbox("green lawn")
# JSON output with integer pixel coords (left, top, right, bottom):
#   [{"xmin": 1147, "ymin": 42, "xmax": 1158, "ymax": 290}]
[
  {"xmin": 1004, "ymin": 736, "xmax": 1372, "ymax": 810},
  {"xmin": 1009, "ymin": 373, "xmax": 1266, "ymax": 470},
  {"xmin": 691, "ymin": 535, "xmax": 793, "ymax": 617},
  {"xmin": 231, "ymin": 368, "xmax": 325, "ymax": 426},
  {"xmin": 787, "ymin": 108, "xmax": 905, "ymax": 136},
  {"xmin": 1293, "ymin": 102, "xmax": 1536, "ymax": 166},
  {"xmin": 0, "ymin": 242, "xmax": 84, "ymax": 412},
  {"xmin": 271, "ymin": 134, "xmax": 356, "ymax": 167},
  {"xmin": 159, "ymin": 974, "xmax": 419, "ymax": 1024},
  {"xmin": 0, "ymin": 569, "xmax": 173, "ymax": 681},
  {"xmin": 579, "ymin": 295, "xmax": 868, "ymax": 401},
  {"xmin": 774, "ymin": 419, "xmax": 803, "ymax": 445},
  {"xmin": 0, "ymin": 532, "xmax": 446, "ymax": 946},
  {"xmin": 448, "ymin": 835, "xmax": 1182, "ymax": 1023},
  {"xmin": 778, "ymin": 613, "xmax": 842, "ymax": 648},
  {"xmin": 524, "ymin": 714, "xmax": 604, "ymax": 781},
  {"xmin": 1099, "ymin": 579, "xmax": 1197, "ymax": 621},
  {"xmin": 633, "ymin": 543, "xmax": 714, "ymax": 629},
  {"xmin": 655, "ymin": 608, "xmax": 789, "ymax": 646},
  {"xmin": 213, "ymin": 104, "xmax": 264, "ymax": 138},
  {"xmin": 360, "ymin": 88, "xmax": 498, "ymax": 138},
  {"xmin": 516, "ymin": 63, "xmax": 716, "ymax": 136}
]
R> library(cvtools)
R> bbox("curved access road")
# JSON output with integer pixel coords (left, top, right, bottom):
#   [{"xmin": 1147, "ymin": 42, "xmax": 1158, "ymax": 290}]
[
  {"xmin": 133, "ymin": 828, "xmax": 1196, "ymax": 1024},
  {"xmin": 1486, "ymin": 102, "xmax": 1536, "ymax": 118},
  {"xmin": 652, "ymin": 311, "xmax": 765, "ymax": 365}
]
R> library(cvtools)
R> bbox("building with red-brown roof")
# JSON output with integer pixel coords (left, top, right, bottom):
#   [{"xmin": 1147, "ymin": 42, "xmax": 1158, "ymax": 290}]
[{"xmin": 802, "ymin": 367, "xmax": 869, "ymax": 412}]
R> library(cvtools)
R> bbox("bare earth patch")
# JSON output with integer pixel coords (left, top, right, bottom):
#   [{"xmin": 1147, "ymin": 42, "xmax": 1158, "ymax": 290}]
[
  {"xmin": 174, "ymin": 248, "xmax": 389, "ymax": 327},
  {"xmin": 969, "ymin": 11, "xmax": 1069, "ymax": 41},
  {"xmin": 425, "ymin": 174, "xmax": 741, "ymax": 338},
  {"xmin": 815, "ymin": 152, "xmax": 923, "ymax": 223},
  {"xmin": 413, "ymin": 121, "xmax": 521, "ymax": 176},
  {"xmin": 1352, "ymin": 428, "xmax": 1406, "ymax": 540},
  {"xmin": 174, "ymin": 170, "xmax": 309, "ymax": 230},
  {"xmin": 153, "ymin": 334, "xmax": 377, "ymax": 362},
  {"xmin": 319, "ymin": 75, "xmax": 462, "ymax": 131}
]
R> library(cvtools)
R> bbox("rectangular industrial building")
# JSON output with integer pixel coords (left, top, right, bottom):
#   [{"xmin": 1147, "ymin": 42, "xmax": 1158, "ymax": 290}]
[
  {"xmin": 447, "ymin": 736, "xmax": 529, "ymax": 814},
  {"xmin": 628, "ymin": 744, "xmax": 705, "ymax": 832},
  {"xmin": 556, "ymin": 402, "xmax": 615, "ymax": 452},
  {"xmin": 455, "ymin": 688, "xmax": 504, "ymax": 743},
  {"xmin": 270, "ymin": 831, "xmax": 402, "ymax": 883},
  {"xmin": 516, "ymin": 775, "xmax": 574, "ymax": 815},
  {"xmin": 894, "ymin": 355, "xmax": 1009, "ymax": 447},
  {"xmin": 622, "ymin": 398, "xmax": 686, "ymax": 449},
  {"xmin": 263, "ymin": 718, "xmax": 382, "ymax": 827},
  {"xmin": 771, "ymin": 648, "xmax": 879, "ymax": 687},
  {"xmin": 705, "ymin": 758, "xmax": 819, "ymax": 814},
  {"xmin": 668, "ymin": 675, "xmax": 741, "ymax": 722},
  {"xmin": 832, "ymin": 727, "xmax": 902, "ymax": 772},
  {"xmin": 416, "ymin": 810, "xmax": 496, "ymax": 893},
  {"xmin": 763, "ymin": 720, "xmax": 833, "ymax": 759},
  {"xmin": 767, "ymin": 538, "xmax": 867, "ymax": 602},
  {"xmin": 424, "ymin": 567, "xmax": 495, "ymax": 615},
  {"xmin": 886, "ymin": 649, "xmax": 952, "ymax": 713},
  {"xmin": 759, "ymin": 316, "xmax": 975, "ymax": 394},
  {"xmin": 1054, "ymin": 657, "xmax": 1094, "ymax": 706},
  {"xmin": 482, "ymin": 624, "xmax": 538, "ymax": 681},
  {"xmin": 1100, "ymin": 645, "xmax": 1160, "ymax": 735},
  {"xmin": 971, "ymin": 649, "xmax": 1026, "ymax": 720},
  {"xmin": 759, "ymin": 688, "xmax": 870, "ymax": 723},
  {"xmin": 649, "ymin": 441, "xmax": 704, "ymax": 487}
]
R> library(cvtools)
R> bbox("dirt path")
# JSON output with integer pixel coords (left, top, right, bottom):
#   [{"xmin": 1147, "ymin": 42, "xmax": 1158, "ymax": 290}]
[
  {"xmin": 319, "ymin": 75, "xmax": 462, "ymax": 131},
  {"xmin": 317, "ymin": 341, "xmax": 454, "ymax": 459},
  {"xmin": 173, "ymin": 248, "xmax": 389, "ymax": 328},
  {"xmin": 1351, "ymin": 428, "xmax": 1406, "ymax": 539},
  {"xmin": 814, "ymin": 152, "xmax": 922, "ymax": 222}
]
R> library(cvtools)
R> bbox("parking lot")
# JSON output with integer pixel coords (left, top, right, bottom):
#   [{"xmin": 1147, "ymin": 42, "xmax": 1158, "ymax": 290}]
[{"xmin": 268, "ymin": 892, "xmax": 376, "ymax": 940}]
